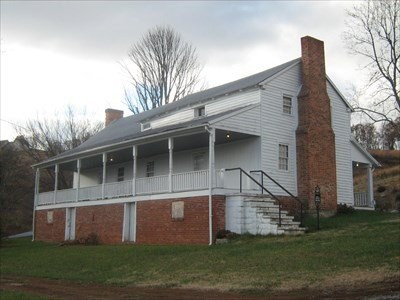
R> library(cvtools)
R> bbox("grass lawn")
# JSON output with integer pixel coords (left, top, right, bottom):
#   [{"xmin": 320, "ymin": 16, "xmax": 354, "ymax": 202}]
[
  {"xmin": 1, "ymin": 211, "xmax": 399, "ymax": 293},
  {"xmin": 0, "ymin": 290, "xmax": 48, "ymax": 300}
]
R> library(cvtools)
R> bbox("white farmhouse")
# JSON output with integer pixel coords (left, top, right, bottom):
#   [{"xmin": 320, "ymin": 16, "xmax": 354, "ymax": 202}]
[{"xmin": 33, "ymin": 36, "xmax": 379, "ymax": 245}]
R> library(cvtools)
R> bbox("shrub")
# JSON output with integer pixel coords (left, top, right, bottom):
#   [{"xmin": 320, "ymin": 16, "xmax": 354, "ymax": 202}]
[
  {"xmin": 215, "ymin": 229, "xmax": 237, "ymax": 240},
  {"xmin": 377, "ymin": 186, "xmax": 386, "ymax": 193},
  {"xmin": 336, "ymin": 203, "xmax": 355, "ymax": 215}
]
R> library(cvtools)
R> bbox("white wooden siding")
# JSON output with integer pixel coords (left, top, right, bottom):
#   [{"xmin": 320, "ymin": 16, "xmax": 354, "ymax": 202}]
[
  {"xmin": 259, "ymin": 63, "xmax": 302, "ymax": 195},
  {"xmin": 212, "ymin": 105, "xmax": 261, "ymax": 135},
  {"xmin": 328, "ymin": 81, "xmax": 354, "ymax": 205},
  {"xmin": 150, "ymin": 89, "xmax": 260, "ymax": 129}
]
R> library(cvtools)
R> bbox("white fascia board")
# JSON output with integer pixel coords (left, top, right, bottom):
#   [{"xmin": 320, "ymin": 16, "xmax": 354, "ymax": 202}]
[
  {"xmin": 35, "ymin": 190, "xmax": 210, "ymax": 210},
  {"xmin": 209, "ymin": 103, "xmax": 260, "ymax": 125},
  {"xmin": 350, "ymin": 137, "xmax": 381, "ymax": 167},
  {"xmin": 259, "ymin": 59, "xmax": 301, "ymax": 87},
  {"xmin": 326, "ymin": 76, "xmax": 354, "ymax": 112}
]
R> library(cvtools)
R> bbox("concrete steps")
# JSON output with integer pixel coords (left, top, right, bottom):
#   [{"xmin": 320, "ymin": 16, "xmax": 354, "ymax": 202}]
[{"xmin": 243, "ymin": 196, "xmax": 305, "ymax": 236}]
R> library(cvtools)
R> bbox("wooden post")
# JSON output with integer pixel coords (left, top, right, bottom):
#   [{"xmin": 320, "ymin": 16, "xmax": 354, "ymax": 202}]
[
  {"xmin": 208, "ymin": 128, "xmax": 215, "ymax": 245},
  {"xmin": 102, "ymin": 153, "xmax": 107, "ymax": 199},
  {"xmin": 53, "ymin": 164, "xmax": 59, "ymax": 204},
  {"xmin": 168, "ymin": 137, "xmax": 174, "ymax": 192},
  {"xmin": 76, "ymin": 159, "xmax": 81, "ymax": 202},
  {"xmin": 367, "ymin": 164, "xmax": 374, "ymax": 208},
  {"xmin": 132, "ymin": 146, "xmax": 137, "ymax": 196}
]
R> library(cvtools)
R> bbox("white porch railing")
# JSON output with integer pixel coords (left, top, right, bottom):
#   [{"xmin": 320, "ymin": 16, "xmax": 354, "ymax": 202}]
[
  {"xmin": 354, "ymin": 192, "xmax": 372, "ymax": 207},
  {"xmin": 136, "ymin": 174, "xmax": 169, "ymax": 195},
  {"xmin": 35, "ymin": 169, "xmax": 234, "ymax": 206},
  {"xmin": 105, "ymin": 181, "xmax": 132, "ymax": 198},
  {"xmin": 173, "ymin": 170, "xmax": 209, "ymax": 191},
  {"xmin": 56, "ymin": 188, "xmax": 76, "ymax": 204},
  {"xmin": 37, "ymin": 191, "xmax": 54, "ymax": 205},
  {"xmin": 79, "ymin": 185, "xmax": 102, "ymax": 201}
]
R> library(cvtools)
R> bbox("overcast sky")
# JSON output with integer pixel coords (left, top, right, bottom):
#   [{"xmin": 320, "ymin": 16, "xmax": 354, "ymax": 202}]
[{"xmin": 0, "ymin": 0, "xmax": 366, "ymax": 141}]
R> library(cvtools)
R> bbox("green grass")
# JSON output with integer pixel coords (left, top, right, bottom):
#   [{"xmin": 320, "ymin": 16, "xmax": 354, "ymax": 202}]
[
  {"xmin": 0, "ymin": 290, "xmax": 48, "ymax": 300},
  {"xmin": 1, "ymin": 211, "xmax": 399, "ymax": 292}
]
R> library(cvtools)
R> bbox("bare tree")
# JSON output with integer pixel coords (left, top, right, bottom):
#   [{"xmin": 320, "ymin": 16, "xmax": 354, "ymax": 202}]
[
  {"xmin": 379, "ymin": 117, "xmax": 400, "ymax": 149},
  {"xmin": 351, "ymin": 123, "xmax": 379, "ymax": 150},
  {"xmin": 15, "ymin": 106, "xmax": 103, "ymax": 188},
  {"xmin": 344, "ymin": 0, "xmax": 399, "ymax": 124},
  {"xmin": 123, "ymin": 26, "xmax": 203, "ymax": 114}
]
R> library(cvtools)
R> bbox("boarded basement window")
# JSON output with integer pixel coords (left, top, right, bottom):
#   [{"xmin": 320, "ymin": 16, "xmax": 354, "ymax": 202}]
[
  {"xmin": 47, "ymin": 211, "xmax": 54, "ymax": 224},
  {"xmin": 171, "ymin": 201, "xmax": 184, "ymax": 220}
]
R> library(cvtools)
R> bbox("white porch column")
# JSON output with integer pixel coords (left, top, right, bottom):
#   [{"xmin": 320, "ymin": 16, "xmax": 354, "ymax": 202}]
[
  {"xmin": 208, "ymin": 127, "xmax": 215, "ymax": 245},
  {"xmin": 132, "ymin": 146, "xmax": 137, "ymax": 196},
  {"xmin": 102, "ymin": 153, "xmax": 107, "ymax": 199},
  {"xmin": 168, "ymin": 137, "xmax": 174, "ymax": 192},
  {"xmin": 367, "ymin": 164, "xmax": 374, "ymax": 207},
  {"xmin": 32, "ymin": 168, "xmax": 40, "ymax": 241},
  {"xmin": 76, "ymin": 159, "xmax": 81, "ymax": 202},
  {"xmin": 34, "ymin": 168, "xmax": 40, "ymax": 205},
  {"xmin": 53, "ymin": 164, "xmax": 59, "ymax": 204}
]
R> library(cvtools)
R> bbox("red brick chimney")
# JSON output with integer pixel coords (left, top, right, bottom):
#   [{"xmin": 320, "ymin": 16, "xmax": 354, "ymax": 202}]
[
  {"xmin": 296, "ymin": 36, "xmax": 337, "ymax": 215},
  {"xmin": 105, "ymin": 108, "xmax": 124, "ymax": 126}
]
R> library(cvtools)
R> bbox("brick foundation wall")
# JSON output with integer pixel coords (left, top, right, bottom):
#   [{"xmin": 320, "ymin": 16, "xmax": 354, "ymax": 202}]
[
  {"xmin": 35, "ymin": 209, "xmax": 66, "ymax": 243},
  {"xmin": 136, "ymin": 196, "xmax": 226, "ymax": 245},
  {"xmin": 296, "ymin": 36, "xmax": 337, "ymax": 214},
  {"xmin": 75, "ymin": 204, "xmax": 124, "ymax": 244}
]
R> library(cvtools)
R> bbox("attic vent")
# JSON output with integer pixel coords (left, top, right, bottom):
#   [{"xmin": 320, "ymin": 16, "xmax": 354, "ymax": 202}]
[
  {"xmin": 194, "ymin": 106, "xmax": 206, "ymax": 117},
  {"xmin": 141, "ymin": 122, "xmax": 151, "ymax": 131}
]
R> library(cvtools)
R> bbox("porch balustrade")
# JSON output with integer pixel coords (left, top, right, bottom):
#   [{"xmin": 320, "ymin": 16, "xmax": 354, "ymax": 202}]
[
  {"xmin": 172, "ymin": 170, "xmax": 209, "ymax": 191},
  {"xmin": 36, "ymin": 169, "xmax": 221, "ymax": 206},
  {"xmin": 136, "ymin": 174, "xmax": 169, "ymax": 195},
  {"xmin": 354, "ymin": 191, "xmax": 372, "ymax": 207}
]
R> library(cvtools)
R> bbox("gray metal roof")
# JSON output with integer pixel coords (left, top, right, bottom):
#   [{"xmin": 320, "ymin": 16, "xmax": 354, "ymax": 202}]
[{"xmin": 36, "ymin": 58, "xmax": 300, "ymax": 167}]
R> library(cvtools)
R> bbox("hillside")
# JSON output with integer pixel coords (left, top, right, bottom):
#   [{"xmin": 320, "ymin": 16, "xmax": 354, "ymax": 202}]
[{"xmin": 354, "ymin": 150, "xmax": 400, "ymax": 211}]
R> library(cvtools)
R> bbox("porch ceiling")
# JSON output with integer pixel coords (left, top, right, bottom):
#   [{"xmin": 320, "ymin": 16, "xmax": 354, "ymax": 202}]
[{"xmin": 54, "ymin": 129, "xmax": 257, "ymax": 171}]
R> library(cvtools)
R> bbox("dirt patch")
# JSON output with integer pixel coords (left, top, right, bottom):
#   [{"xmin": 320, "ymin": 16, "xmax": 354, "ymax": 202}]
[{"xmin": 1, "ymin": 274, "xmax": 399, "ymax": 299}]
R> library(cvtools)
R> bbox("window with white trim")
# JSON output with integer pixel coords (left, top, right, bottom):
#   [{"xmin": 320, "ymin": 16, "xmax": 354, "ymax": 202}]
[
  {"xmin": 194, "ymin": 106, "xmax": 206, "ymax": 117},
  {"xmin": 279, "ymin": 144, "xmax": 289, "ymax": 170},
  {"xmin": 283, "ymin": 95, "xmax": 292, "ymax": 115},
  {"xmin": 117, "ymin": 167, "xmax": 124, "ymax": 182},
  {"xmin": 146, "ymin": 161, "xmax": 154, "ymax": 177},
  {"xmin": 141, "ymin": 122, "xmax": 151, "ymax": 131},
  {"xmin": 193, "ymin": 152, "xmax": 206, "ymax": 171}
]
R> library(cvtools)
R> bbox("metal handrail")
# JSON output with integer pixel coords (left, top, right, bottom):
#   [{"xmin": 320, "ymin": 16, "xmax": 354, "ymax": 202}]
[
  {"xmin": 250, "ymin": 170, "xmax": 303, "ymax": 226},
  {"xmin": 225, "ymin": 167, "xmax": 283, "ymax": 226}
]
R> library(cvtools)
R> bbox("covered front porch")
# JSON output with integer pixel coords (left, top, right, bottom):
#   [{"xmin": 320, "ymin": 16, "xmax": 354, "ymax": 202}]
[
  {"xmin": 351, "ymin": 139, "xmax": 381, "ymax": 209},
  {"xmin": 34, "ymin": 127, "xmax": 261, "ymax": 207}
]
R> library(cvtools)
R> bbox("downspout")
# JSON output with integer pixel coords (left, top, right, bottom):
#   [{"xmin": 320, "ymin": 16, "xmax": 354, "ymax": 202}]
[{"xmin": 205, "ymin": 125, "xmax": 214, "ymax": 246}]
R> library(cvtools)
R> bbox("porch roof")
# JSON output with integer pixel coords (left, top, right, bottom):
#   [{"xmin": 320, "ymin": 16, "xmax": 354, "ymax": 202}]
[
  {"xmin": 350, "ymin": 137, "xmax": 381, "ymax": 167},
  {"xmin": 35, "ymin": 106, "xmax": 254, "ymax": 168}
]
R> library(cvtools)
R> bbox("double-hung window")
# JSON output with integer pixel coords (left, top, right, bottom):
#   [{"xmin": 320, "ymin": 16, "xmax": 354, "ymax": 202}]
[
  {"xmin": 279, "ymin": 144, "xmax": 289, "ymax": 171},
  {"xmin": 283, "ymin": 95, "xmax": 292, "ymax": 115}
]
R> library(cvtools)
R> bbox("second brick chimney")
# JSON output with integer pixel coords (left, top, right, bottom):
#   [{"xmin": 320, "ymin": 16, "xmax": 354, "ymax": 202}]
[
  {"xmin": 105, "ymin": 108, "xmax": 124, "ymax": 127},
  {"xmin": 296, "ymin": 36, "xmax": 337, "ymax": 215}
]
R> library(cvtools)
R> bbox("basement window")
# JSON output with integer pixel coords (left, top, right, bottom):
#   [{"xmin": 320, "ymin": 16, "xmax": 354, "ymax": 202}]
[
  {"xmin": 279, "ymin": 144, "xmax": 289, "ymax": 171},
  {"xmin": 283, "ymin": 95, "xmax": 292, "ymax": 115},
  {"xmin": 141, "ymin": 122, "xmax": 151, "ymax": 131},
  {"xmin": 194, "ymin": 106, "xmax": 206, "ymax": 118}
]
